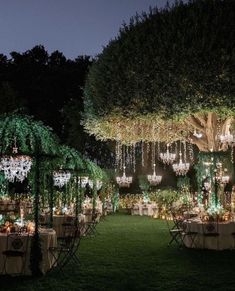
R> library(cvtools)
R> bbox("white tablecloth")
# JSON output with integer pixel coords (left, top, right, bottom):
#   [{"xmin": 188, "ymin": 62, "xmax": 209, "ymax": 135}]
[
  {"xmin": 0, "ymin": 229, "xmax": 57, "ymax": 275},
  {"xmin": 131, "ymin": 203, "xmax": 158, "ymax": 217},
  {"xmin": 40, "ymin": 215, "xmax": 87, "ymax": 238},
  {"xmin": 183, "ymin": 219, "xmax": 235, "ymax": 250}
]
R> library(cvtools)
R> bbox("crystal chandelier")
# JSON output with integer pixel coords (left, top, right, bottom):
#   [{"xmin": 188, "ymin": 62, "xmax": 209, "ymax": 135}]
[
  {"xmin": 116, "ymin": 166, "xmax": 133, "ymax": 188},
  {"xmin": 172, "ymin": 152, "xmax": 190, "ymax": 176},
  {"xmin": 0, "ymin": 139, "xmax": 32, "ymax": 183},
  {"xmin": 0, "ymin": 155, "xmax": 32, "ymax": 183},
  {"xmin": 79, "ymin": 176, "xmax": 89, "ymax": 188},
  {"xmin": 88, "ymin": 179, "xmax": 103, "ymax": 190},
  {"xmin": 220, "ymin": 175, "xmax": 230, "ymax": 184},
  {"xmin": 88, "ymin": 179, "xmax": 93, "ymax": 188},
  {"xmin": 203, "ymin": 181, "xmax": 211, "ymax": 191},
  {"xmin": 160, "ymin": 144, "xmax": 176, "ymax": 165},
  {"xmin": 147, "ymin": 163, "xmax": 162, "ymax": 186},
  {"xmin": 220, "ymin": 124, "xmax": 235, "ymax": 145},
  {"xmin": 53, "ymin": 171, "xmax": 71, "ymax": 188},
  {"xmin": 220, "ymin": 132, "xmax": 234, "ymax": 144}
]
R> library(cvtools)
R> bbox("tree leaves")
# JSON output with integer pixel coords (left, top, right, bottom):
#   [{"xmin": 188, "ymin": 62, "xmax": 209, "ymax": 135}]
[{"xmin": 84, "ymin": 0, "xmax": 235, "ymax": 143}]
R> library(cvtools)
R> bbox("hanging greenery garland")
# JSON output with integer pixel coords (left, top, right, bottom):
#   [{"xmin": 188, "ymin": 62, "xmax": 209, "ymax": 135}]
[{"xmin": 0, "ymin": 114, "xmax": 60, "ymax": 276}]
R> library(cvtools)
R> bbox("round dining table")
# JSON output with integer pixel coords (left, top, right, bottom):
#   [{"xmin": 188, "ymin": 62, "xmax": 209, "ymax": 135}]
[
  {"xmin": 183, "ymin": 218, "xmax": 235, "ymax": 250},
  {"xmin": 0, "ymin": 228, "xmax": 57, "ymax": 275}
]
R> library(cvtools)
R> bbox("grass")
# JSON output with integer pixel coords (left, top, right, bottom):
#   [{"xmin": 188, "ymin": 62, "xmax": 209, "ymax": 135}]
[{"xmin": 1, "ymin": 212, "xmax": 235, "ymax": 291}]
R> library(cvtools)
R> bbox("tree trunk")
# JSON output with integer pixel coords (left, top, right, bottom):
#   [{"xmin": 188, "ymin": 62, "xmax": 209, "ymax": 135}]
[{"xmin": 185, "ymin": 112, "xmax": 233, "ymax": 152}]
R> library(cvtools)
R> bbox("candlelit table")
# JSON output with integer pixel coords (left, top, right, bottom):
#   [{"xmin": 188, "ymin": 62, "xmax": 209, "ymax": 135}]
[
  {"xmin": 40, "ymin": 214, "xmax": 88, "ymax": 238},
  {"xmin": 0, "ymin": 229, "xmax": 57, "ymax": 275},
  {"xmin": 183, "ymin": 219, "xmax": 235, "ymax": 250},
  {"xmin": 131, "ymin": 203, "xmax": 158, "ymax": 217},
  {"xmin": 0, "ymin": 200, "xmax": 16, "ymax": 212}
]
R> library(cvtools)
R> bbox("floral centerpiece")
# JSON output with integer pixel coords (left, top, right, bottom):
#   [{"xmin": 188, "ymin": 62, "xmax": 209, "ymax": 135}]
[{"xmin": 202, "ymin": 204, "xmax": 229, "ymax": 222}]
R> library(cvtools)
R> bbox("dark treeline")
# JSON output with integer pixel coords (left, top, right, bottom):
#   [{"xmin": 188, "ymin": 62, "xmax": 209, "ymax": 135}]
[{"xmin": 0, "ymin": 45, "xmax": 114, "ymax": 167}]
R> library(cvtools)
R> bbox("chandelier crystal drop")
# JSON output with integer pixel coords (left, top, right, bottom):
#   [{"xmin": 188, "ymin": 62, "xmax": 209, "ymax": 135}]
[
  {"xmin": 159, "ymin": 144, "xmax": 176, "ymax": 165},
  {"xmin": 0, "ymin": 155, "xmax": 32, "ymax": 183},
  {"xmin": 53, "ymin": 171, "xmax": 71, "ymax": 188},
  {"xmin": 116, "ymin": 166, "xmax": 133, "ymax": 188},
  {"xmin": 147, "ymin": 163, "xmax": 162, "ymax": 186},
  {"xmin": 172, "ymin": 152, "xmax": 190, "ymax": 176}
]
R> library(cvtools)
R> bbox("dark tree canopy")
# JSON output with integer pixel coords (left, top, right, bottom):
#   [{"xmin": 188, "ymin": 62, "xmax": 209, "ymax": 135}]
[
  {"xmin": 83, "ymin": 0, "xmax": 235, "ymax": 145},
  {"xmin": 0, "ymin": 45, "xmax": 114, "ymax": 167}
]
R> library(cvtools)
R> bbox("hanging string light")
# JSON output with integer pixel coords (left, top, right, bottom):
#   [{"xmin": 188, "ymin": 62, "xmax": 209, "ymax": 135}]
[
  {"xmin": 231, "ymin": 146, "xmax": 234, "ymax": 163},
  {"xmin": 141, "ymin": 141, "xmax": 145, "ymax": 167},
  {"xmin": 132, "ymin": 143, "xmax": 136, "ymax": 173},
  {"xmin": 147, "ymin": 142, "xmax": 150, "ymax": 165},
  {"xmin": 157, "ymin": 141, "xmax": 160, "ymax": 159},
  {"xmin": 0, "ymin": 137, "xmax": 32, "ymax": 183},
  {"xmin": 151, "ymin": 142, "xmax": 156, "ymax": 168},
  {"xmin": 116, "ymin": 165, "xmax": 133, "ymax": 188},
  {"xmin": 214, "ymin": 162, "xmax": 230, "ymax": 185},
  {"xmin": 188, "ymin": 142, "xmax": 194, "ymax": 163},
  {"xmin": 159, "ymin": 143, "xmax": 176, "ymax": 165},
  {"xmin": 147, "ymin": 163, "xmax": 162, "ymax": 186},
  {"xmin": 115, "ymin": 141, "xmax": 119, "ymax": 171}
]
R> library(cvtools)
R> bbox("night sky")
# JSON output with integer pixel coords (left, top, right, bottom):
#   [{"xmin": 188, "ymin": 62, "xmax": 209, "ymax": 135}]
[{"xmin": 0, "ymin": 0, "xmax": 173, "ymax": 59}]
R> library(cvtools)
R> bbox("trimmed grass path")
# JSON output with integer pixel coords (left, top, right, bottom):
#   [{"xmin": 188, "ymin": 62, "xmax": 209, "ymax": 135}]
[{"xmin": 1, "ymin": 212, "xmax": 235, "ymax": 290}]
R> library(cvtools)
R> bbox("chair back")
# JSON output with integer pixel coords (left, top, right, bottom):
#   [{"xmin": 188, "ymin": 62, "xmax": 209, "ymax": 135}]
[
  {"xmin": 6, "ymin": 233, "xmax": 29, "ymax": 254},
  {"xmin": 202, "ymin": 220, "xmax": 219, "ymax": 234},
  {"xmin": 62, "ymin": 224, "xmax": 76, "ymax": 240},
  {"xmin": 170, "ymin": 209, "xmax": 183, "ymax": 230},
  {"xmin": 39, "ymin": 215, "xmax": 46, "ymax": 224},
  {"xmin": 165, "ymin": 218, "xmax": 173, "ymax": 232},
  {"xmin": 64, "ymin": 216, "xmax": 75, "ymax": 224}
]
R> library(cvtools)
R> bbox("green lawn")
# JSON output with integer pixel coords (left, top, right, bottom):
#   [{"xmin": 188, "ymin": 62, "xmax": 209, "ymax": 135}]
[{"xmin": 1, "ymin": 212, "xmax": 235, "ymax": 291}]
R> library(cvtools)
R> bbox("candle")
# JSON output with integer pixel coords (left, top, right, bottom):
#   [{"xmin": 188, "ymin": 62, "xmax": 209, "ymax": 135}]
[{"xmin": 20, "ymin": 207, "xmax": 24, "ymax": 226}]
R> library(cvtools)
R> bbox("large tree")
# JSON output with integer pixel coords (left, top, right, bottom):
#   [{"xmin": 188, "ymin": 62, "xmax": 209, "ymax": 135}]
[{"xmin": 83, "ymin": 0, "xmax": 235, "ymax": 152}]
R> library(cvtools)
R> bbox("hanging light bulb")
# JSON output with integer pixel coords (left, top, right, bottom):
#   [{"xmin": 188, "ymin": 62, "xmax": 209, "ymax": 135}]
[
  {"xmin": 172, "ymin": 152, "xmax": 190, "ymax": 176},
  {"xmin": 160, "ymin": 144, "xmax": 176, "ymax": 165},
  {"xmin": 116, "ymin": 165, "xmax": 133, "ymax": 188},
  {"xmin": 147, "ymin": 163, "xmax": 162, "ymax": 186}
]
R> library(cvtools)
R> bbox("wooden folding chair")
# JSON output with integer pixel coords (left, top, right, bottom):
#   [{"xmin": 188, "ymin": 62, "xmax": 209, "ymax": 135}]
[
  {"xmin": 165, "ymin": 218, "xmax": 183, "ymax": 247},
  {"xmin": 2, "ymin": 233, "xmax": 29, "ymax": 275}
]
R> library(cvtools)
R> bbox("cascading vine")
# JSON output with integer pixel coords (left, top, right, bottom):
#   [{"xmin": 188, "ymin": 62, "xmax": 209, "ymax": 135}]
[{"xmin": 194, "ymin": 151, "xmax": 234, "ymax": 207}]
